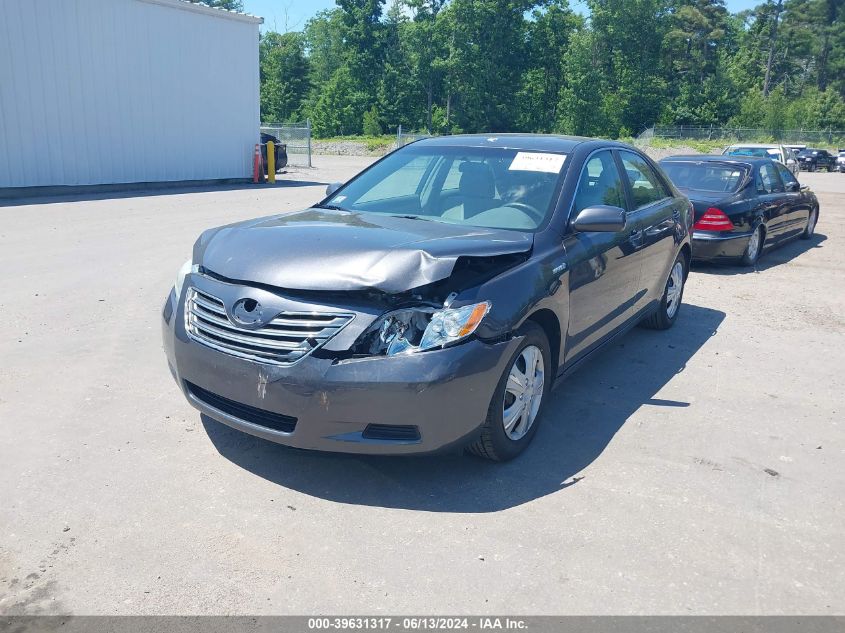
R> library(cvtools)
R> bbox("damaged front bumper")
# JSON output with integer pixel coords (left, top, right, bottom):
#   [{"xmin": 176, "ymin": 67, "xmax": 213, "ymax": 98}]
[{"xmin": 162, "ymin": 277, "xmax": 520, "ymax": 455}]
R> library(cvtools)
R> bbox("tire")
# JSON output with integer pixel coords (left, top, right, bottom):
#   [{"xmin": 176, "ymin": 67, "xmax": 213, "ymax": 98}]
[
  {"xmin": 740, "ymin": 225, "xmax": 764, "ymax": 266},
  {"xmin": 800, "ymin": 209, "xmax": 818, "ymax": 239},
  {"xmin": 467, "ymin": 322, "xmax": 551, "ymax": 461},
  {"xmin": 641, "ymin": 253, "xmax": 687, "ymax": 330}
]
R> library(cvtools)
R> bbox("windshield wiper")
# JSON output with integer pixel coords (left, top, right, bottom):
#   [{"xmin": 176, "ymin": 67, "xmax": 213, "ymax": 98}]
[
  {"xmin": 314, "ymin": 203, "xmax": 348, "ymax": 212},
  {"xmin": 392, "ymin": 214, "xmax": 433, "ymax": 222}
]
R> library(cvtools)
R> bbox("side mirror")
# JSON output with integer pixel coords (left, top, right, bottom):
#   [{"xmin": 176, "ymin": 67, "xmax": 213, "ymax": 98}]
[
  {"xmin": 571, "ymin": 205, "xmax": 627, "ymax": 232},
  {"xmin": 786, "ymin": 181, "xmax": 800, "ymax": 192},
  {"xmin": 325, "ymin": 182, "xmax": 342, "ymax": 196}
]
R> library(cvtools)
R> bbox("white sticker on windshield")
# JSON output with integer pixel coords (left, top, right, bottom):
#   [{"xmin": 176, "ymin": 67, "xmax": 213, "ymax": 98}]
[{"xmin": 508, "ymin": 152, "xmax": 566, "ymax": 173}]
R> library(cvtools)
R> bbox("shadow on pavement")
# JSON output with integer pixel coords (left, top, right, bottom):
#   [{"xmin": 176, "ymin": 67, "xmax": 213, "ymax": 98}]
[
  {"xmin": 692, "ymin": 233, "xmax": 826, "ymax": 275},
  {"xmin": 0, "ymin": 174, "xmax": 328, "ymax": 207},
  {"xmin": 202, "ymin": 303, "xmax": 725, "ymax": 513}
]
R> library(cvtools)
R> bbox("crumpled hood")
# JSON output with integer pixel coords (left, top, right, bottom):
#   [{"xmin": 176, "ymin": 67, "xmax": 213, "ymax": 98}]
[{"xmin": 194, "ymin": 208, "xmax": 533, "ymax": 293}]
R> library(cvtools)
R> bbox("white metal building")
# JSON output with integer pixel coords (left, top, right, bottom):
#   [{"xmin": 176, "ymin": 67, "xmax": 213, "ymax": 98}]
[{"xmin": 0, "ymin": 0, "xmax": 262, "ymax": 189}]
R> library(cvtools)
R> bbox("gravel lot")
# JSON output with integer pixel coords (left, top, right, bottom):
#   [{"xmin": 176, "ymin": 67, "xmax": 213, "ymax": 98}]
[{"xmin": 1, "ymin": 157, "xmax": 842, "ymax": 615}]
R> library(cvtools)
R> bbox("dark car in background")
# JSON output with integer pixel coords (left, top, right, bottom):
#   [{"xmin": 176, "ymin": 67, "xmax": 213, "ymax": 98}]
[
  {"xmin": 835, "ymin": 150, "xmax": 845, "ymax": 173},
  {"xmin": 163, "ymin": 135, "xmax": 692, "ymax": 461},
  {"xmin": 796, "ymin": 148, "xmax": 835, "ymax": 172},
  {"xmin": 260, "ymin": 132, "xmax": 288, "ymax": 174},
  {"xmin": 660, "ymin": 155, "xmax": 819, "ymax": 266}
]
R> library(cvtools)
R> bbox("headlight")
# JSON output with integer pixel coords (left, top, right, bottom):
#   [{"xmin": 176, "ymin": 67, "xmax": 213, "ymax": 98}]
[
  {"xmin": 173, "ymin": 259, "xmax": 198, "ymax": 298},
  {"xmin": 354, "ymin": 301, "xmax": 491, "ymax": 356}
]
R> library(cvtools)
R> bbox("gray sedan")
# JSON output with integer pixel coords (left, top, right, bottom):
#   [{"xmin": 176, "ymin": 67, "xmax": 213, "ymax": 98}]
[{"xmin": 163, "ymin": 135, "xmax": 692, "ymax": 460}]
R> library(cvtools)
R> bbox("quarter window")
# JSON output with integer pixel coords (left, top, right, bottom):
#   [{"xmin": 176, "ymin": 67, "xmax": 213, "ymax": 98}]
[
  {"xmin": 573, "ymin": 151, "xmax": 626, "ymax": 214},
  {"xmin": 619, "ymin": 151, "xmax": 671, "ymax": 209}
]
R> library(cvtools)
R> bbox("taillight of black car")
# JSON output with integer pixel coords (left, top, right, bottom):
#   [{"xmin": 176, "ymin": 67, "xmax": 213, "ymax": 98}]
[{"xmin": 693, "ymin": 207, "xmax": 733, "ymax": 232}]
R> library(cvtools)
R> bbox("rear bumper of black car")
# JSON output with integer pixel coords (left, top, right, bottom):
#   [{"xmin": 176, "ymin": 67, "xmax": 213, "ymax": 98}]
[{"xmin": 691, "ymin": 230, "xmax": 752, "ymax": 261}]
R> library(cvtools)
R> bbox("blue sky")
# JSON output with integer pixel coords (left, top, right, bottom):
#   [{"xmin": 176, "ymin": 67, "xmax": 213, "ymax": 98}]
[{"xmin": 244, "ymin": 0, "xmax": 762, "ymax": 32}]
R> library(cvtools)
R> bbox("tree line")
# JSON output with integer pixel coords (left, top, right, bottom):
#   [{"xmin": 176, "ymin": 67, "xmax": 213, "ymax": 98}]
[{"xmin": 255, "ymin": 0, "xmax": 845, "ymax": 139}]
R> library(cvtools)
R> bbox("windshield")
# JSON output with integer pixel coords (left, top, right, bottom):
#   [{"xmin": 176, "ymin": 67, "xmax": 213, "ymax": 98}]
[
  {"xmin": 661, "ymin": 161, "xmax": 748, "ymax": 193},
  {"xmin": 726, "ymin": 146, "xmax": 776, "ymax": 158},
  {"xmin": 322, "ymin": 145, "xmax": 567, "ymax": 232}
]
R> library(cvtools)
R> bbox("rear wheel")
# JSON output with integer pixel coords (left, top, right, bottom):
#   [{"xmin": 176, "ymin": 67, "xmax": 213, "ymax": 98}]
[
  {"xmin": 468, "ymin": 322, "xmax": 550, "ymax": 462},
  {"xmin": 740, "ymin": 225, "xmax": 764, "ymax": 266},
  {"xmin": 801, "ymin": 209, "xmax": 818, "ymax": 239},
  {"xmin": 641, "ymin": 253, "xmax": 686, "ymax": 330}
]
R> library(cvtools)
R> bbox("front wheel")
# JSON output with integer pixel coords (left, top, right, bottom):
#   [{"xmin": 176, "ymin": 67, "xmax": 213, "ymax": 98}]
[
  {"xmin": 641, "ymin": 253, "xmax": 687, "ymax": 330},
  {"xmin": 800, "ymin": 209, "xmax": 818, "ymax": 239},
  {"xmin": 467, "ymin": 322, "xmax": 551, "ymax": 462}
]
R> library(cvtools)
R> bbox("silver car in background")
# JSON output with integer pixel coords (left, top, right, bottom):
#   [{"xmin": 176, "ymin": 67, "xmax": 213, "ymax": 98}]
[{"xmin": 722, "ymin": 144, "xmax": 799, "ymax": 175}]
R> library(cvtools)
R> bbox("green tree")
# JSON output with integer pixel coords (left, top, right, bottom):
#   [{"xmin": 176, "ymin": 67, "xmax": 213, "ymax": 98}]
[
  {"xmin": 337, "ymin": 0, "xmax": 388, "ymax": 94},
  {"xmin": 402, "ymin": 0, "xmax": 450, "ymax": 132},
  {"xmin": 782, "ymin": 0, "xmax": 845, "ymax": 94},
  {"xmin": 517, "ymin": 1, "xmax": 582, "ymax": 132},
  {"xmin": 303, "ymin": 9, "xmax": 347, "ymax": 88},
  {"xmin": 559, "ymin": 0, "xmax": 669, "ymax": 136},
  {"xmin": 557, "ymin": 30, "xmax": 608, "ymax": 136},
  {"xmin": 376, "ymin": 2, "xmax": 421, "ymax": 132},
  {"xmin": 254, "ymin": 0, "xmax": 844, "ymax": 139},
  {"xmin": 259, "ymin": 31, "xmax": 310, "ymax": 124},
  {"xmin": 310, "ymin": 67, "xmax": 368, "ymax": 137},
  {"xmin": 444, "ymin": 0, "xmax": 535, "ymax": 132},
  {"xmin": 363, "ymin": 105, "xmax": 384, "ymax": 135}
]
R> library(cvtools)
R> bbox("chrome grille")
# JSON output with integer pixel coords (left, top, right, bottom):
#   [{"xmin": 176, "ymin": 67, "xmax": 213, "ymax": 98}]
[{"xmin": 185, "ymin": 287, "xmax": 353, "ymax": 365}]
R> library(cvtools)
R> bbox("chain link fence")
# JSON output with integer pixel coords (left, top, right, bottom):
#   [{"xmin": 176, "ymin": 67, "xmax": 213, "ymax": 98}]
[
  {"xmin": 647, "ymin": 125, "xmax": 845, "ymax": 146},
  {"xmin": 395, "ymin": 125, "xmax": 431, "ymax": 148},
  {"xmin": 260, "ymin": 121, "xmax": 312, "ymax": 167}
]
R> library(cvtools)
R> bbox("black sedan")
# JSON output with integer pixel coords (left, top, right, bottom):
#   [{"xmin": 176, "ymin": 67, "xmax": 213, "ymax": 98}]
[
  {"xmin": 164, "ymin": 135, "xmax": 692, "ymax": 460},
  {"xmin": 660, "ymin": 155, "xmax": 819, "ymax": 266},
  {"xmin": 796, "ymin": 148, "xmax": 835, "ymax": 172}
]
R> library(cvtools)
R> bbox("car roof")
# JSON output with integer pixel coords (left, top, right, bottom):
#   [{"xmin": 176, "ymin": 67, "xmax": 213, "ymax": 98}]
[
  {"xmin": 725, "ymin": 143, "xmax": 781, "ymax": 148},
  {"xmin": 411, "ymin": 133, "xmax": 621, "ymax": 153},
  {"xmin": 660, "ymin": 154, "xmax": 765, "ymax": 166}
]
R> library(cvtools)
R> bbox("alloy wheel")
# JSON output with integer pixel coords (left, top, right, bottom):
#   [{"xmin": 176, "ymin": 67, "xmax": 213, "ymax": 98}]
[
  {"xmin": 502, "ymin": 345, "xmax": 545, "ymax": 441},
  {"xmin": 666, "ymin": 261, "xmax": 684, "ymax": 319},
  {"xmin": 806, "ymin": 210, "xmax": 818, "ymax": 236},
  {"xmin": 746, "ymin": 227, "xmax": 762, "ymax": 261}
]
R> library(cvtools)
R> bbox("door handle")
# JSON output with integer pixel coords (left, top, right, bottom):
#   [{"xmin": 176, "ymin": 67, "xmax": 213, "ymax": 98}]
[
  {"xmin": 628, "ymin": 229, "xmax": 644, "ymax": 248},
  {"xmin": 646, "ymin": 219, "xmax": 674, "ymax": 236}
]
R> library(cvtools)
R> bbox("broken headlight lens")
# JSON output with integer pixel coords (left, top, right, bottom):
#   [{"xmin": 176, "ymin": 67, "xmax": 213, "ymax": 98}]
[
  {"xmin": 173, "ymin": 259, "xmax": 199, "ymax": 299},
  {"xmin": 358, "ymin": 301, "xmax": 491, "ymax": 356}
]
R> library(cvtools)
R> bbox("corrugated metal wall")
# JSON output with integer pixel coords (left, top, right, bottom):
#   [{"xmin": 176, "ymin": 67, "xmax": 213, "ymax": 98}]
[{"xmin": 0, "ymin": 0, "xmax": 261, "ymax": 188}]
